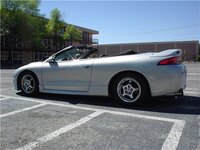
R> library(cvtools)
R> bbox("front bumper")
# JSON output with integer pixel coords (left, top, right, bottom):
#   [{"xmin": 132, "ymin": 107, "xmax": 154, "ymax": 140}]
[{"xmin": 13, "ymin": 70, "xmax": 19, "ymax": 90}]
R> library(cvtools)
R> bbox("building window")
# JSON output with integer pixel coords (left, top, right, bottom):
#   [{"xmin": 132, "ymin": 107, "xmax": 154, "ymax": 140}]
[
  {"xmin": 12, "ymin": 51, "xmax": 22, "ymax": 64},
  {"xmin": 16, "ymin": 43, "xmax": 24, "ymax": 49},
  {"xmin": 1, "ymin": 36, "xmax": 6, "ymax": 48},
  {"xmin": 1, "ymin": 51, "xmax": 8, "ymax": 64},
  {"xmin": 42, "ymin": 39, "xmax": 52, "ymax": 50},
  {"xmin": 82, "ymin": 32, "xmax": 89, "ymax": 43},
  {"xmin": 34, "ymin": 51, "xmax": 51, "ymax": 62}
]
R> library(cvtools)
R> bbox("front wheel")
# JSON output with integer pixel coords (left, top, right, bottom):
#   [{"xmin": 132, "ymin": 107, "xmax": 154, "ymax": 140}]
[
  {"xmin": 113, "ymin": 73, "xmax": 148, "ymax": 105},
  {"xmin": 19, "ymin": 72, "xmax": 39, "ymax": 96}
]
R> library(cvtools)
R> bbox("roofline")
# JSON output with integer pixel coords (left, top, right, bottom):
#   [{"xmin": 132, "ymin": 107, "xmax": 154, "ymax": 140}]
[
  {"xmin": 99, "ymin": 40, "xmax": 200, "ymax": 46},
  {"xmin": 69, "ymin": 24, "xmax": 99, "ymax": 35}
]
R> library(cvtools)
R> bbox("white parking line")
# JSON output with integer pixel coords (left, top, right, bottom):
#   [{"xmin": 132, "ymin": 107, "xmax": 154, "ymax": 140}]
[
  {"xmin": 0, "ymin": 95, "xmax": 185, "ymax": 150},
  {"xmin": 0, "ymin": 97, "xmax": 10, "ymax": 101},
  {"xmin": 187, "ymin": 79, "xmax": 200, "ymax": 81},
  {"xmin": 184, "ymin": 91, "xmax": 200, "ymax": 95},
  {"xmin": 162, "ymin": 120, "xmax": 185, "ymax": 150},
  {"xmin": 0, "ymin": 103, "xmax": 46, "ymax": 118},
  {"xmin": 185, "ymin": 88, "xmax": 199, "ymax": 91},
  {"xmin": 187, "ymin": 73, "xmax": 200, "ymax": 76},
  {"xmin": 15, "ymin": 111, "xmax": 103, "ymax": 150},
  {"xmin": 184, "ymin": 88, "xmax": 200, "ymax": 95},
  {"xmin": 0, "ymin": 95, "xmax": 186, "ymax": 121}
]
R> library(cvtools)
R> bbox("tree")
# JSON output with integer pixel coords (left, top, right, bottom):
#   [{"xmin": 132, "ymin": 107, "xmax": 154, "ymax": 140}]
[
  {"xmin": 0, "ymin": 0, "xmax": 42, "ymax": 63},
  {"xmin": 0, "ymin": 0, "xmax": 41, "ymax": 39},
  {"xmin": 46, "ymin": 8, "xmax": 63, "ymax": 51},
  {"xmin": 63, "ymin": 24, "xmax": 82, "ymax": 45}
]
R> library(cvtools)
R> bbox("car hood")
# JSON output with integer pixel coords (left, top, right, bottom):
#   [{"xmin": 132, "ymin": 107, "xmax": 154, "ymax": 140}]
[
  {"xmin": 17, "ymin": 62, "xmax": 44, "ymax": 70},
  {"xmin": 26, "ymin": 61, "xmax": 44, "ymax": 67}
]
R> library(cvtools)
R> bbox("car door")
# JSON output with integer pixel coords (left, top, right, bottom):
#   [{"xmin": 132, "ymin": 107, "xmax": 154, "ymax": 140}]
[{"xmin": 41, "ymin": 48, "xmax": 93, "ymax": 92}]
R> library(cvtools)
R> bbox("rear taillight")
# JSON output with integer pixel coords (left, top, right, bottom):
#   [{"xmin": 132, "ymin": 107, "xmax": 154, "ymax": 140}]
[{"xmin": 157, "ymin": 57, "xmax": 182, "ymax": 65}]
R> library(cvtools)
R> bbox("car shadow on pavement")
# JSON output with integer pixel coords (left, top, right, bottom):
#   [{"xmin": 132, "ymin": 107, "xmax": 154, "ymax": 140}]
[{"xmin": 17, "ymin": 92, "xmax": 200, "ymax": 115}]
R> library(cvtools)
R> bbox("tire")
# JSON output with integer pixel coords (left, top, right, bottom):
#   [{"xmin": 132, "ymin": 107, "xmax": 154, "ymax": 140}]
[
  {"xmin": 19, "ymin": 72, "xmax": 39, "ymax": 96},
  {"xmin": 113, "ymin": 73, "xmax": 148, "ymax": 105}
]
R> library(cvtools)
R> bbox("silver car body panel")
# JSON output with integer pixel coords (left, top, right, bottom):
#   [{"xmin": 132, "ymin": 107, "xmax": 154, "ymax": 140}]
[
  {"xmin": 41, "ymin": 60, "xmax": 93, "ymax": 92},
  {"xmin": 13, "ymin": 49, "xmax": 187, "ymax": 97}
]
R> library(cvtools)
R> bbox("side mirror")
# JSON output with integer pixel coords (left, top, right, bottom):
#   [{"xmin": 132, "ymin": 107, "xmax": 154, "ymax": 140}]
[{"xmin": 47, "ymin": 57, "xmax": 55, "ymax": 63}]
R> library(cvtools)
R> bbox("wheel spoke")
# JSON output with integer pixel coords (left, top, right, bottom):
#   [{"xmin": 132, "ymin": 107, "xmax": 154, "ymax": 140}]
[
  {"xmin": 25, "ymin": 86, "xmax": 29, "ymax": 91},
  {"xmin": 117, "ymin": 77, "xmax": 141, "ymax": 103},
  {"xmin": 21, "ymin": 74, "xmax": 35, "ymax": 94},
  {"xmin": 133, "ymin": 88, "xmax": 139, "ymax": 92},
  {"xmin": 129, "ymin": 94, "xmax": 133, "ymax": 99}
]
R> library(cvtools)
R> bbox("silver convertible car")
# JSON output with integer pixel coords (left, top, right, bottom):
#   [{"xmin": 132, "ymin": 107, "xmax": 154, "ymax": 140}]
[{"xmin": 13, "ymin": 46, "xmax": 187, "ymax": 105}]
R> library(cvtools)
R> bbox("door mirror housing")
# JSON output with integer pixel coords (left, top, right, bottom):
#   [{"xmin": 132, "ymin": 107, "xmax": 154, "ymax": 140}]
[{"xmin": 47, "ymin": 57, "xmax": 55, "ymax": 63}]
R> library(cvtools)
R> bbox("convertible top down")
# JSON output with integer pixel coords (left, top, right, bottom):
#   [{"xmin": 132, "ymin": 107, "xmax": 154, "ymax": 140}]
[{"xmin": 13, "ymin": 46, "xmax": 187, "ymax": 105}]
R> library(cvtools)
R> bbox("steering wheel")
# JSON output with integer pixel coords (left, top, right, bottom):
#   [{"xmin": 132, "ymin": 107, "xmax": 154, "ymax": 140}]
[
  {"xmin": 67, "ymin": 56, "xmax": 73, "ymax": 60},
  {"xmin": 62, "ymin": 56, "xmax": 72, "ymax": 61}
]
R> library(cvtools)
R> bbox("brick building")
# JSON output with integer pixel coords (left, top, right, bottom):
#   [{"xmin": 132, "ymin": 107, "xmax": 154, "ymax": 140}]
[
  {"xmin": 1, "ymin": 25, "xmax": 98, "ymax": 66},
  {"xmin": 1, "ymin": 29, "xmax": 199, "ymax": 67},
  {"xmin": 97, "ymin": 41, "xmax": 199, "ymax": 61}
]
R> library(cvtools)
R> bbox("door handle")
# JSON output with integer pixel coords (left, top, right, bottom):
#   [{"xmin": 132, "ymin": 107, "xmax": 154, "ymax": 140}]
[{"xmin": 83, "ymin": 65, "xmax": 91, "ymax": 68}]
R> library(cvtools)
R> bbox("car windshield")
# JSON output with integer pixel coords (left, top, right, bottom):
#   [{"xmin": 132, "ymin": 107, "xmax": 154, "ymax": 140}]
[{"xmin": 52, "ymin": 46, "xmax": 97, "ymax": 62}]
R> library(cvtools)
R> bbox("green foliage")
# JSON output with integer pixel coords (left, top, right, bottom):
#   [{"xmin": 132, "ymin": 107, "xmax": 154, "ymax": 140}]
[
  {"xmin": 45, "ymin": 9, "xmax": 82, "ymax": 48},
  {"xmin": 30, "ymin": 16, "xmax": 47, "ymax": 49},
  {"xmin": 63, "ymin": 25, "xmax": 82, "ymax": 42},
  {"xmin": 0, "ymin": 0, "xmax": 42, "ymax": 45},
  {"xmin": 46, "ymin": 8, "xmax": 64, "ymax": 50},
  {"xmin": 0, "ymin": 0, "xmax": 40, "ymax": 15},
  {"xmin": 46, "ymin": 8, "xmax": 63, "ymax": 36},
  {"xmin": 1, "ymin": 0, "xmax": 83, "ymax": 50}
]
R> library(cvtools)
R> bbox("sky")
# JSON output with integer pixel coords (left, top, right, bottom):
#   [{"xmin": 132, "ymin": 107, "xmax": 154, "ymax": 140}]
[{"xmin": 39, "ymin": 1, "xmax": 200, "ymax": 44}]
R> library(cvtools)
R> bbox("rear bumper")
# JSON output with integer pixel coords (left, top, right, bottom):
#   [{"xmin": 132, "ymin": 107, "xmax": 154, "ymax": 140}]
[
  {"xmin": 149, "ymin": 64, "xmax": 187, "ymax": 97},
  {"xmin": 166, "ymin": 89, "xmax": 184, "ymax": 96}
]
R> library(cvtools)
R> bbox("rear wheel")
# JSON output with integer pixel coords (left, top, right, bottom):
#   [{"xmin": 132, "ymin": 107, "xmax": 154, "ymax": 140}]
[
  {"xmin": 113, "ymin": 73, "xmax": 148, "ymax": 105},
  {"xmin": 19, "ymin": 72, "xmax": 39, "ymax": 96}
]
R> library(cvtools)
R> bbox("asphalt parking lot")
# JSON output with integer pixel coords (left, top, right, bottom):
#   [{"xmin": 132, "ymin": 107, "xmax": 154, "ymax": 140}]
[{"xmin": 0, "ymin": 63, "xmax": 200, "ymax": 150}]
